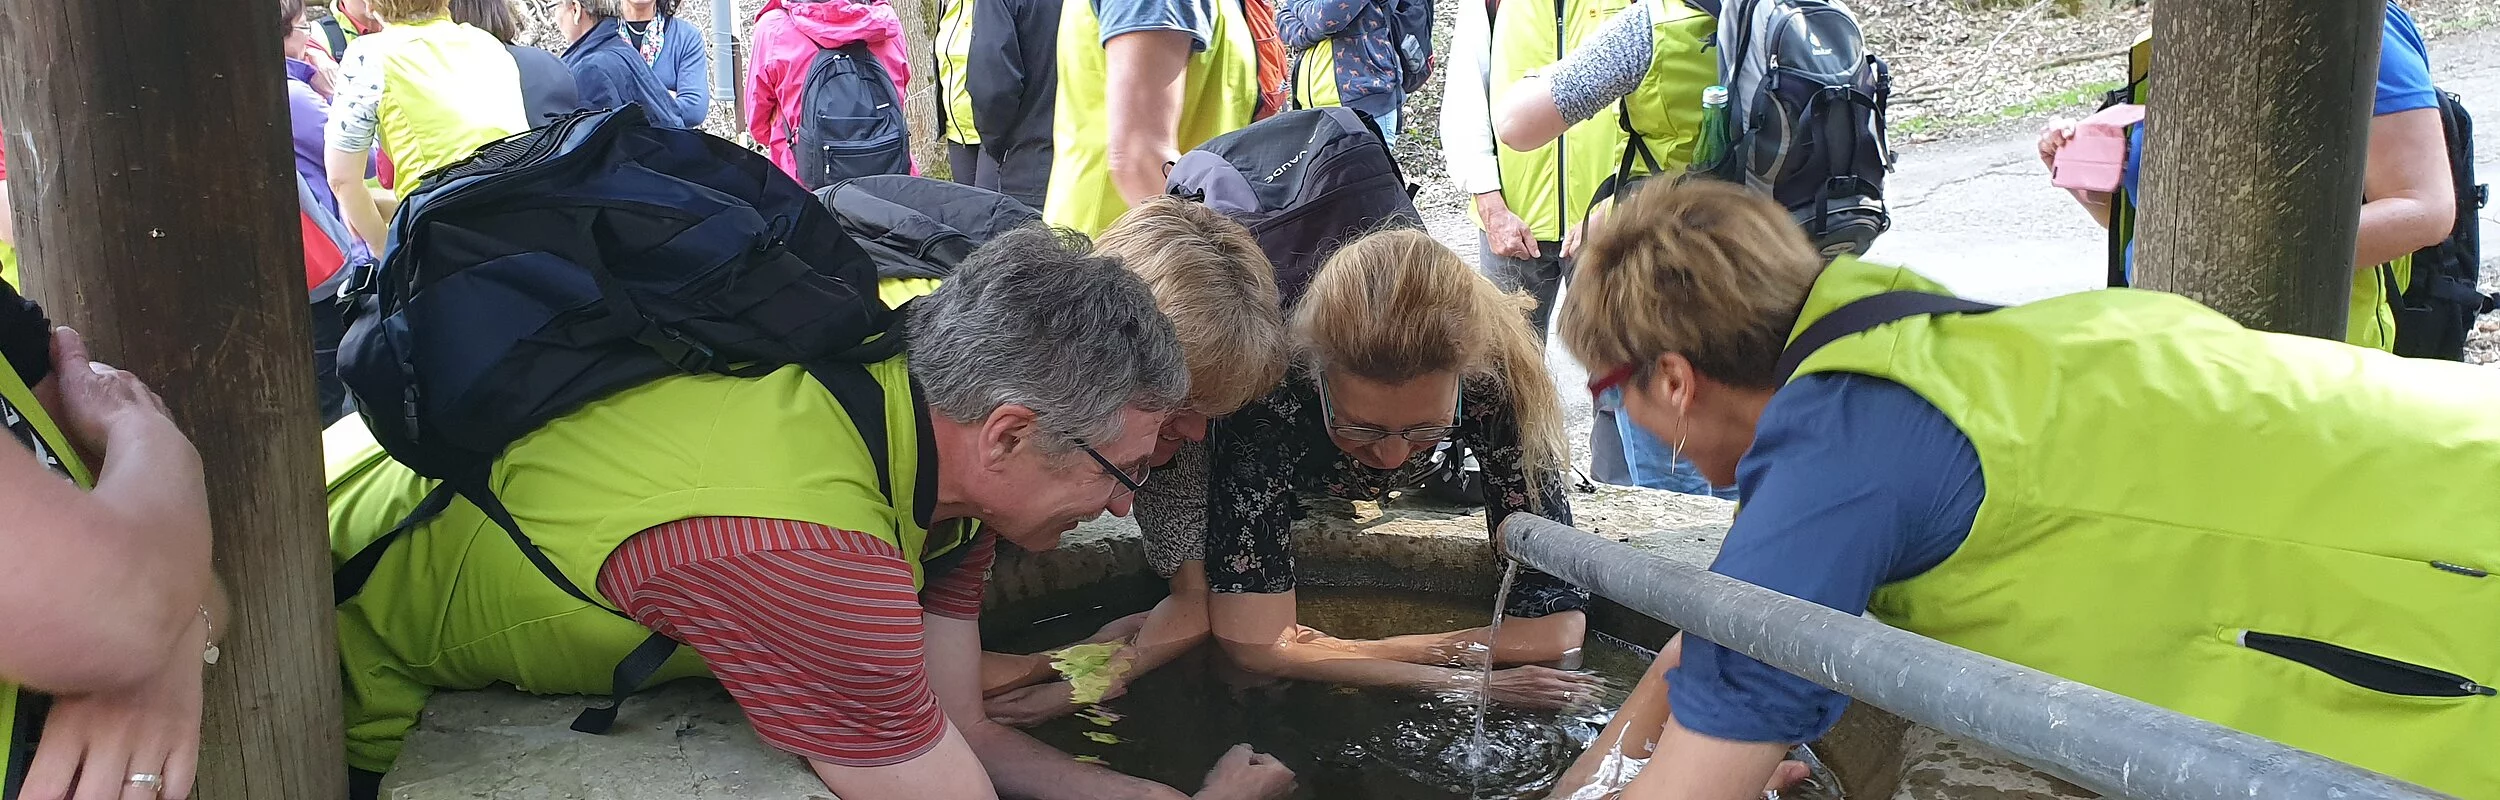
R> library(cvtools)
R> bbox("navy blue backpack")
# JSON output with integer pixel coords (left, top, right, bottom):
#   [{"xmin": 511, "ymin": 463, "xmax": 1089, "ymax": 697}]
[{"xmin": 334, "ymin": 105, "xmax": 904, "ymax": 733}]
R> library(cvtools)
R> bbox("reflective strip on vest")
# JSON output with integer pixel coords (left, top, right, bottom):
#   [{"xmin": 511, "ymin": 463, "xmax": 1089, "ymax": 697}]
[
  {"xmin": 1482, "ymin": 0, "xmax": 1633, "ymax": 242},
  {"xmin": 329, "ymin": 360, "xmax": 956, "ymax": 772},
  {"xmin": 1617, "ymin": 0, "xmax": 1714, "ymax": 177},
  {"xmin": 1793, "ymin": 257, "xmax": 2500, "ymax": 796},
  {"xmin": 1292, "ymin": 38, "xmax": 1345, "ymax": 110},
  {"xmin": 0, "ymin": 349, "xmax": 96, "ymax": 792},
  {"xmin": 372, "ymin": 19, "xmax": 528, "ymax": 191},
  {"xmin": 1044, "ymin": 0, "xmax": 1260, "ymax": 236},
  {"xmin": 938, "ymin": 0, "xmax": 982, "ymax": 145}
]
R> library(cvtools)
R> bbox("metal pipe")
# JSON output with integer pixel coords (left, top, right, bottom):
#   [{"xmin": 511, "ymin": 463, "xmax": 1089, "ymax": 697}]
[
  {"xmin": 710, "ymin": 0, "xmax": 738, "ymax": 106},
  {"xmin": 1498, "ymin": 514, "xmax": 2446, "ymax": 800}
]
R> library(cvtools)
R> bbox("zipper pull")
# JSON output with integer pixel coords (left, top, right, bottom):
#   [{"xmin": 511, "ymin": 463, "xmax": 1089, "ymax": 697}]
[{"xmin": 2430, "ymin": 561, "xmax": 2489, "ymax": 578}]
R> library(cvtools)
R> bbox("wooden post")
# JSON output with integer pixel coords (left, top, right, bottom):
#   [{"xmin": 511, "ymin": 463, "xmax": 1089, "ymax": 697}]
[
  {"xmin": 2133, "ymin": 0, "xmax": 2382, "ymax": 339},
  {"xmin": 892, "ymin": 0, "xmax": 950, "ymax": 179},
  {"xmin": 0, "ymin": 0, "xmax": 347, "ymax": 797}
]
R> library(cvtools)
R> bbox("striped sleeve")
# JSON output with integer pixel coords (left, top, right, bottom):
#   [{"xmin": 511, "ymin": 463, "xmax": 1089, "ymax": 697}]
[
  {"xmin": 597, "ymin": 517, "xmax": 951, "ymax": 767},
  {"xmin": 917, "ymin": 532, "xmax": 996, "ymax": 621}
]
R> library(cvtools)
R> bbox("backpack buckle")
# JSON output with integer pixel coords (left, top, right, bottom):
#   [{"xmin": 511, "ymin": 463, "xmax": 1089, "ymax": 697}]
[{"xmin": 644, "ymin": 326, "xmax": 722, "ymax": 373}]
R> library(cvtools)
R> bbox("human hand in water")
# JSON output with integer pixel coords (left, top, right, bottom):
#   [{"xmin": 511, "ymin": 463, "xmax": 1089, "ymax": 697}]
[
  {"xmin": 1195, "ymin": 744, "xmax": 1298, "ymax": 800},
  {"xmin": 986, "ymin": 679, "xmax": 1123, "ymax": 727},
  {"xmin": 1482, "ymin": 665, "xmax": 1603, "ymax": 710}
]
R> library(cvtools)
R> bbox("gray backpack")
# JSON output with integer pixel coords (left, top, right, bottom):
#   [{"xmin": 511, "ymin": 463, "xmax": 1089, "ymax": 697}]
[{"xmin": 1696, "ymin": 0, "xmax": 1893, "ymax": 257}]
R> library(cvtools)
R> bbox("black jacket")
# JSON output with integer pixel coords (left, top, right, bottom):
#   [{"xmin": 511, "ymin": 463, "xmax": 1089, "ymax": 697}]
[{"xmin": 968, "ymin": 0, "xmax": 1062, "ymax": 208}]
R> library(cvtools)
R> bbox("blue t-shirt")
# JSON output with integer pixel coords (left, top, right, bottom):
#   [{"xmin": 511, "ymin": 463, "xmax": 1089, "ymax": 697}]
[
  {"xmin": 1094, "ymin": 0, "xmax": 1219, "ymax": 51},
  {"xmin": 2119, "ymin": 1, "xmax": 2438, "ymax": 276},
  {"xmin": 1664, "ymin": 372, "xmax": 1984, "ymax": 744}
]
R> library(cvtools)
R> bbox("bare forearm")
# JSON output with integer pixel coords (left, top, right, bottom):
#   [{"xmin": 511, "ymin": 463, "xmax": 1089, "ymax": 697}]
[
  {"xmin": 1124, "ymin": 583, "xmax": 1211, "ymax": 679},
  {"xmin": 0, "ymin": 416, "xmax": 213, "ymax": 691},
  {"xmin": 82, "ymin": 416, "xmax": 216, "ymax": 662},
  {"xmin": 1553, "ymin": 641, "xmax": 1676, "ymax": 798},
  {"xmin": 1494, "ymin": 75, "xmax": 1567, "ymax": 151},
  {"xmin": 1621, "ymin": 718, "xmax": 1788, "ymax": 800},
  {"xmin": 2354, "ymin": 196, "xmax": 2449, "ymax": 269},
  {"xmin": 963, "ymin": 720, "xmax": 1189, "ymax": 800},
  {"xmin": 1221, "ymin": 635, "xmax": 1468, "ymax": 691},
  {"xmin": 1103, "ymin": 30, "xmax": 1191, "ymax": 207},
  {"xmin": 2067, "ymin": 189, "xmax": 2113, "ymax": 229},
  {"xmin": 1345, "ymin": 611, "xmax": 1585, "ymax": 667},
  {"xmin": 327, "ymin": 148, "xmax": 387, "ymax": 248}
]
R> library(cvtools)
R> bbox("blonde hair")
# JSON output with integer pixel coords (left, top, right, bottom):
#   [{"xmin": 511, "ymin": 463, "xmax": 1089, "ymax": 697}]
[
  {"xmin": 369, "ymin": 0, "xmax": 451, "ymax": 23},
  {"xmin": 1559, "ymin": 180, "xmax": 1824, "ymax": 390},
  {"xmin": 1094, "ymin": 197, "xmax": 1289, "ymax": 416},
  {"xmin": 1292, "ymin": 228, "xmax": 1568, "ymax": 487}
]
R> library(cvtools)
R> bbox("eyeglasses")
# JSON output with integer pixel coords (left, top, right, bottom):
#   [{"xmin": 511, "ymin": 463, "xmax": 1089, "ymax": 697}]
[
  {"xmin": 1317, "ymin": 374, "xmax": 1463, "ymax": 444},
  {"xmin": 1587, "ymin": 362, "xmax": 1643, "ymax": 414},
  {"xmin": 1073, "ymin": 439, "xmax": 1151, "ymax": 501}
]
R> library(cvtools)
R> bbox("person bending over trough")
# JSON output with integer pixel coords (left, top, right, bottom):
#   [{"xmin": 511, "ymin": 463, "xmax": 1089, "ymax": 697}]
[
  {"xmin": 986, "ymin": 211, "xmax": 1601, "ymax": 723},
  {"xmin": 1546, "ymin": 179, "xmax": 2497, "ymax": 800},
  {"xmin": 328, "ymin": 228, "xmax": 1297, "ymax": 800}
]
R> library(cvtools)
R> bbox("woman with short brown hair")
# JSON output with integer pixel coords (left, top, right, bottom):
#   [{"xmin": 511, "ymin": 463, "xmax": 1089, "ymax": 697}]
[{"xmin": 1549, "ymin": 179, "xmax": 2499, "ymax": 799}]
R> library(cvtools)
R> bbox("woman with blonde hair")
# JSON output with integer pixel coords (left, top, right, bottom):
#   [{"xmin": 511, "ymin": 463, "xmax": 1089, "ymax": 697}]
[
  {"xmin": 1547, "ymin": 179, "xmax": 2498, "ymax": 799},
  {"xmin": 985, "ymin": 213, "xmax": 1601, "ymax": 722}
]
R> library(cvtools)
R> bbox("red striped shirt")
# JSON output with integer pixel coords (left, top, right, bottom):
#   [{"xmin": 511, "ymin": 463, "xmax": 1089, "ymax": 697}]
[{"xmin": 596, "ymin": 517, "xmax": 996, "ymax": 766}]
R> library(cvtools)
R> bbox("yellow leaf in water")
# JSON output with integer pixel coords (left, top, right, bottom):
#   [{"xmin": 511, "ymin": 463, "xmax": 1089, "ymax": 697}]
[
  {"xmin": 1084, "ymin": 731, "xmax": 1124, "ymax": 745},
  {"xmin": 1051, "ymin": 642, "xmax": 1133, "ymax": 705}
]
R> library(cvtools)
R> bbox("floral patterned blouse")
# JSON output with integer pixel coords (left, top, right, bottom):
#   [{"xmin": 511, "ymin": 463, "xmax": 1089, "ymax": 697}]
[{"xmin": 1164, "ymin": 369, "xmax": 1588, "ymax": 618}]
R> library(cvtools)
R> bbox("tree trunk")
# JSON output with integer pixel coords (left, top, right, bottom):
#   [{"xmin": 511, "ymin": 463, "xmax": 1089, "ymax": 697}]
[
  {"xmin": 891, "ymin": 0, "xmax": 951, "ymax": 179},
  {"xmin": 2134, "ymin": 0, "xmax": 2382, "ymax": 340},
  {"xmin": 0, "ymin": 1, "xmax": 347, "ymax": 797}
]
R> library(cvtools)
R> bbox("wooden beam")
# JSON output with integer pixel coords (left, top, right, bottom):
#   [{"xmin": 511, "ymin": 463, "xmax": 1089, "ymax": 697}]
[
  {"xmin": 2134, "ymin": 0, "xmax": 2382, "ymax": 339},
  {"xmin": 0, "ymin": 0, "xmax": 347, "ymax": 797}
]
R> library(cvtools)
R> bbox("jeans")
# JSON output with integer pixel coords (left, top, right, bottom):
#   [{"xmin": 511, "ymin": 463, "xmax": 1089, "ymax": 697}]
[
  {"xmin": 1619, "ymin": 414, "xmax": 1738, "ymax": 500},
  {"xmin": 1375, "ymin": 107, "xmax": 1400, "ymax": 146},
  {"xmin": 1479, "ymin": 232, "xmax": 1629, "ymax": 484}
]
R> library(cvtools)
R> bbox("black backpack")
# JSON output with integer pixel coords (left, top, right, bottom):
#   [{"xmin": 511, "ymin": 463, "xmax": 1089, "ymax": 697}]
[
  {"xmin": 818, "ymin": 175, "xmax": 1042, "ymax": 280},
  {"xmin": 1695, "ymin": 0, "xmax": 1892, "ymax": 257},
  {"xmin": 1165, "ymin": 107, "xmax": 1422, "ymax": 304},
  {"xmin": 334, "ymin": 106, "xmax": 909, "ymax": 734},
  {"xmin": 1385, "ymin": 0, "xmax": 1435, "ymax": 94},
  {"xmin": 2389, "ymin": 89, "xmax": 2495, "ymax": 361},
  {"xmin": 790, "ymin": 41, "xmax": 912, "ymax": 189}
]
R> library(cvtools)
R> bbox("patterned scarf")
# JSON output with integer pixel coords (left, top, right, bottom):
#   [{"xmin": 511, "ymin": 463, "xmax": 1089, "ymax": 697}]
[{"xmin": 629, "ymin": 18, "xmax": 664, "ymax": 66}]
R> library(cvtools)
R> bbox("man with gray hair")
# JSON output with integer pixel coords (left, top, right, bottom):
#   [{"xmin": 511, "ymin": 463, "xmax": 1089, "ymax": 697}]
[{"xmin": 327, "ymin": 228, "xmax": 1297, "ymax": 800}]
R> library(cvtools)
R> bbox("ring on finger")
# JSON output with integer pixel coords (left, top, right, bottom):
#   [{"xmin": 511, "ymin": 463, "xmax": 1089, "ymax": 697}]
[{"xmin": 128, "ymin": 772, "xmax": 164, "ymax": 791}]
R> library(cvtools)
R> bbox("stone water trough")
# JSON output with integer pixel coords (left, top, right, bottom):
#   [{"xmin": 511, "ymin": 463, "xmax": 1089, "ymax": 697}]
[{"xmin": 382, "ymin": 486, "xmax": 2094, "ymax": 800}]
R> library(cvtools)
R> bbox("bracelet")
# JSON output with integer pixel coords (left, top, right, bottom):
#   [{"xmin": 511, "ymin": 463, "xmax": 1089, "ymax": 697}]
[{"xmin": 199, "ymin": 606, "xmax": 221, "ymax": 666}]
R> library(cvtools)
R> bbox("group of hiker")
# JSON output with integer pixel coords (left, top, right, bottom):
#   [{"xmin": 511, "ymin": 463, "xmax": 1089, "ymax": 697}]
[{"xmin": 2, "ymin": 0, "xmax": 2497, "ymax": 799}]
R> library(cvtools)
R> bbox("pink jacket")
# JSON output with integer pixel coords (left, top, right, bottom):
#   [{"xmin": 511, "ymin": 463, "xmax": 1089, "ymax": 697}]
[{"xmin": 747, "ymin": 0, "xmax": 914, "ymax": 178}]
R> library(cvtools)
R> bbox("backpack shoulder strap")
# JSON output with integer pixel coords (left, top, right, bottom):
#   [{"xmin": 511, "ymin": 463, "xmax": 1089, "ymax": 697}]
[{"xmin": 1775, "ymin": 291, "xmax": 2002, "ymax": 382}]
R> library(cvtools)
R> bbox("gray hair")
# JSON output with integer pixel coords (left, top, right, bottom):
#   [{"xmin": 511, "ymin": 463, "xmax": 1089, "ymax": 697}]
[
  {"xmin": 908, "ymin": 227, "xmax": 1189, "ymax": 450},
  {"xmin": 569, "ymin": 0, "xmax": 624, "ymax": 18}
]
